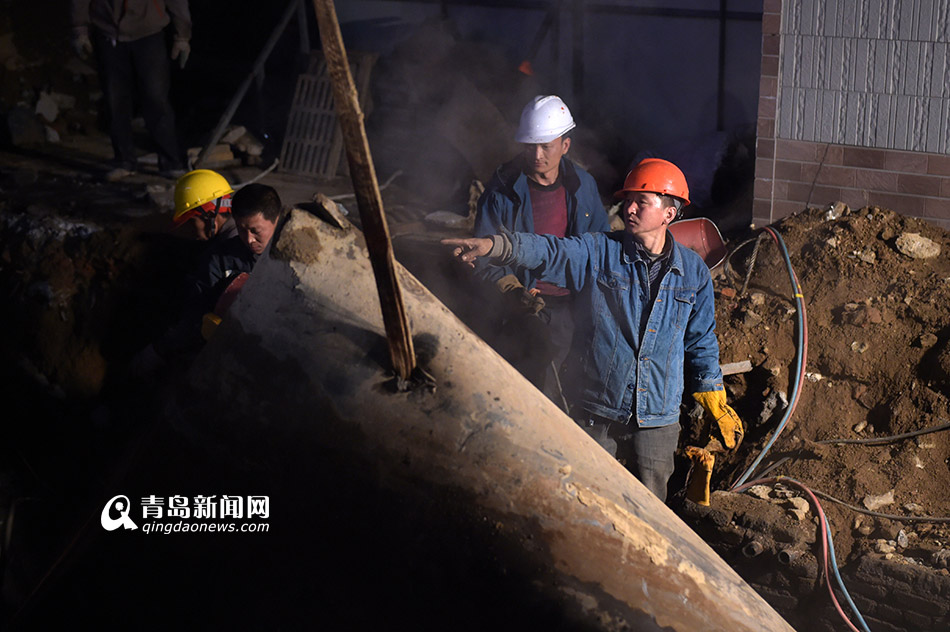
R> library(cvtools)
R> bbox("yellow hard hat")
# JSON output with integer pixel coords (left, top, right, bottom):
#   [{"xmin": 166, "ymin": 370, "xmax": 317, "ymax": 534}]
[{"xmin": 173, "ymin": 169, "xmax": 234, "ymax": 225}]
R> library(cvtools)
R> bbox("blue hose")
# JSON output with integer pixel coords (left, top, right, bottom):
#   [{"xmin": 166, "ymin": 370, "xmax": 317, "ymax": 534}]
[
  {"xmin": 736, "ymin": 477, "xmax": 870, "ymax": 632},
  {"xmin": 731, "ymin": 227, "xmax": 807, "ymax": 488},
  {"xmin": 824, "ymin": 519, "xmax": 872, "ymax": 632}
]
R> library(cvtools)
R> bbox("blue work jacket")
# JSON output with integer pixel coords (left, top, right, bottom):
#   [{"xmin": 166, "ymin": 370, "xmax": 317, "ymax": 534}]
[
  {"xmin": 474, "ymin": 155, "xmax": 610, "ymax": 287},
  {"xmin": 499, "ymin": 229, "xmax": 724, "ymax": 427}
]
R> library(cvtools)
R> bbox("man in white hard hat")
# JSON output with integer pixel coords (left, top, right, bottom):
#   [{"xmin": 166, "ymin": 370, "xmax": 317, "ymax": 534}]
[{"xmin": 473, "ymin": 95, "xmax": 610, "ymax": 409}]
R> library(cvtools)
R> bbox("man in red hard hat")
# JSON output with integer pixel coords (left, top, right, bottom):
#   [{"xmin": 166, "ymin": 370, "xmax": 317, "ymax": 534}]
[
  {"xmin": 443, "ymin": 158, "xmax": 743, "ymax": 502},
  {"xmin": 472, "ymin": 95, "xmax": 610, "ymax": 410}
]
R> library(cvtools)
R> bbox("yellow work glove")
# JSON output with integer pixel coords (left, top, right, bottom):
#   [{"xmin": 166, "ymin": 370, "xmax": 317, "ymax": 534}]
[
  {"xmin": 496, "ymin": 274, "xmax": 546, "ymax": 316},
  {"xmin": 693, "ymin": 390, "xmax": 744, "ymax": 450},
  {"xmin": 684, "ymin": 447, "xmax": 715, "ymax": 506},
  {"xmin": 201, "ymin": 312, "xmax": 222, "ymax": 341}
]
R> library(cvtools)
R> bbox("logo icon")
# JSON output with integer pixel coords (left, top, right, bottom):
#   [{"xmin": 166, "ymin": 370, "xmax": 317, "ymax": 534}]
[{"xmin": 101, "ymin": 495, "xmax": 138, "ymax": 531}]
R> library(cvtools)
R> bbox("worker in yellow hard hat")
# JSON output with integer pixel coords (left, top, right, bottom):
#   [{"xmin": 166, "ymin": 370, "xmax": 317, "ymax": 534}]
[
  {"xmin": 443, "ymin": 158, "xmax": 743, "ymax": 503},
  {"xmin": 131, "ymin": 183, "xmax": 283, "ymax": 378},
  {"xmin": 173, "ymin": 169, "xmax": 236, "ymax": 241}
]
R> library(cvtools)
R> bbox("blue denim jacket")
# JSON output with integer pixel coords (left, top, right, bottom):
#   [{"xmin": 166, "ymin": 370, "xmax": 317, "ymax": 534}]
[
  {"xmin": 500, "ymin": 230, "xmax": 724, "ymax": 427},
  {"xmin": 474, "ymin": 155, "xmax": 610, "ymax": 288}
]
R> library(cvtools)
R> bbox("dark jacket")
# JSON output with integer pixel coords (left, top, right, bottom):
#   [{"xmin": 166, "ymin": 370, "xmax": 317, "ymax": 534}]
[
  {"xmin": 155, "ymin": 236, "xmax": 256, "ymax": 358},
  {"xmin": 473, "ymin": 155, "xmax": 610, "ymax": 288},
  {"xmin": 187, "ymin": 235, "xmax": 257, "ymax": 316},
  {"xmin": 71, "ymin": 0, "xmax": 191, "ymax": 42}
]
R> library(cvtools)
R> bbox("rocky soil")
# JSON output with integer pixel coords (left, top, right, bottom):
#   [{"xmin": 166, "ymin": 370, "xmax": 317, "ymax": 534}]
[{"xmin": 699, "ymin": 203, "xmax": 950, "ymax": 578}]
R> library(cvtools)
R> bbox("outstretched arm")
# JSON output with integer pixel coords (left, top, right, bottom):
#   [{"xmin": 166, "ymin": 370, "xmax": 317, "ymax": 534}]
[{"xmin": 444, "ymin": 232, "xmax": 596, "ymax": 292}]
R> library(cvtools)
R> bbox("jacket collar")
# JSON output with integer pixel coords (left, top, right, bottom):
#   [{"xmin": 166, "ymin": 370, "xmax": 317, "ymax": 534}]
[
  {"xmin": 620, "ymin": 230, "xmax": 684, "ymax": 275},
  {"xmin": 494, "ymin": 154, "xmax": 582, "ymax": 204}
]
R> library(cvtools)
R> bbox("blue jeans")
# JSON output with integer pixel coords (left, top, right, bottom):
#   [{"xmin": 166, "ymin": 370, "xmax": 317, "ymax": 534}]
[
  {"xmin": 93, "ymin": 30, "xmax": 184, "ymax": 171},
  {"xmin": 577, "ymin": 415, "xmax": 680, "ymax": 501}
]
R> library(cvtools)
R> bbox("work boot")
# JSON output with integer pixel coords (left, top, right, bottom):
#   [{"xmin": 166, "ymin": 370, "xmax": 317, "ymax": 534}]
[{"xmin": 105, "ymin": 162, "xmax": 137, "ymax": 182}]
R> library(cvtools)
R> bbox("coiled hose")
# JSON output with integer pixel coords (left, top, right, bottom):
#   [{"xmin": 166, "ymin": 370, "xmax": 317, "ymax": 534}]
[
  {"xmin": 730, "ymin": 226, "xmax": 808, "ymax": 488},
  {"xmin": 725, "ymin": 228, "xmax": 871, "ymax": 631}
]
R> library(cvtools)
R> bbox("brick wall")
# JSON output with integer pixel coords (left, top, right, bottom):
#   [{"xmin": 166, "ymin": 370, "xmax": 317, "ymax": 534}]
[{"xmin": 754, "ymin": 0, "xmax": 950, "ymax": 230}]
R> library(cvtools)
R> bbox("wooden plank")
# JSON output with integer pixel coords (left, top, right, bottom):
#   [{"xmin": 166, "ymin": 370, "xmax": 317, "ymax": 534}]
[
  {"xmin": 312, "ymin": 0, "xmax": 416, "ymax": 381},
  {"xmin": 721, "ymin": 360, "xmax": 753, "ymax": 375}
]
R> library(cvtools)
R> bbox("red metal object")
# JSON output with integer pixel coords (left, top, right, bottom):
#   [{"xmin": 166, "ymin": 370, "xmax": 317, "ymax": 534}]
[
  {"xmin": 213, "ymin": 272, "xmax": 250, "ymax": 317},
  {"xmin": 669, "ymin": 217, "xmax": 728, "ymax": 270}
]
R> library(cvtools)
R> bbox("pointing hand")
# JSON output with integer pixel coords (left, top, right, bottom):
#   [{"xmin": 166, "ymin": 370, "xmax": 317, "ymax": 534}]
[{"xmin": 441, "ymin": 237, "xmax": 493, "ymax": 268}]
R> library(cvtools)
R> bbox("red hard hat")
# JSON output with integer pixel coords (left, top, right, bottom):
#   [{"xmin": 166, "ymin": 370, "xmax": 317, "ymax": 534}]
[{"xmin": 615, "ymin": 158, "xmax": 690, "ymax": 206}]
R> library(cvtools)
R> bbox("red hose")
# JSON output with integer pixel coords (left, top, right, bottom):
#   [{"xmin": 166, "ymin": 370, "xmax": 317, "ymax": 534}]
[{"xmin": 734, "ymin": 477, "xmax": 864, "ymax": 632}]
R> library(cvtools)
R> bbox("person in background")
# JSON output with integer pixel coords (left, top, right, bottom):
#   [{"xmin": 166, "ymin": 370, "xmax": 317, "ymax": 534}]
[
  {"xmin": 473, "ymin": 95, "xmax": 610, "ymax": 409},
  {"xmin": 70, "ymin": 0, "xmax": 190, "ymax": 181}
]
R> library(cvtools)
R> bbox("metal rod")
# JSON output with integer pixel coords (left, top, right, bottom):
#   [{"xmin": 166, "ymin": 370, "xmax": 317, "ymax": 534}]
[
  {"xmin": 368, "ymin": 0, "xmax": 550, "ymax": 8},
  {"xmin": 524, "ymin": 4, "xmax": 556, "ymax": 63},
  {"xmin": 552, "ymin": 0, "xmax": 561, "ymax": 87},
  {"xmin": 585, "ymin": 4, "xmax": 760, "ymax": 20},
  {"xmin": 193, "ymin": 0, "xmax": 302, "ymax": 168},
  {"xmin": 311, "ymin": 0, "xmax": 416, "ymax": 380},
  {"xmin": 358, "ymin": 0, "xmax": 761, "ymax": 20}
]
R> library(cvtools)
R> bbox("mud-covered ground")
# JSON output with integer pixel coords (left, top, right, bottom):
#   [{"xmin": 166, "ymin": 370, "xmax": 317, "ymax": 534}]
[{"xmin": 703, "ymin": 204, "xmax": 950, "ymax": 573}]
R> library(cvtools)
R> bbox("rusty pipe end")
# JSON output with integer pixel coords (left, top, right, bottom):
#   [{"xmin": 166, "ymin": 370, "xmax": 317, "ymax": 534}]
[
  {"xmin": 777, "ymin": 549, "xmax": 802, "ymax": 565},
  {"xmin": 742, "ymin": 540, "xmax": 765, "ymax": 558}
]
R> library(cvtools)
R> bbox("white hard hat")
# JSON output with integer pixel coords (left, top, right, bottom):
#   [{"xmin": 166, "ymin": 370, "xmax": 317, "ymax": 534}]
[{"xmin": 514, "ymin": 95, "xmax": 576, "ymax": 144}]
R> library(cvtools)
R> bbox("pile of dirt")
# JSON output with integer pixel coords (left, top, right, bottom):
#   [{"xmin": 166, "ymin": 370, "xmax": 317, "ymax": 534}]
[{"xmin": 705, "ymin": 203, "xmax": 950, "ymax": 569}]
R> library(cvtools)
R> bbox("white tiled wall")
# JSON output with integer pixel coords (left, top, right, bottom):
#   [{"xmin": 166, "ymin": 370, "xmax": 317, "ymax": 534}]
[{"xmin": 778, "ymin": 0, "xmax": 950, "ymax": 154}]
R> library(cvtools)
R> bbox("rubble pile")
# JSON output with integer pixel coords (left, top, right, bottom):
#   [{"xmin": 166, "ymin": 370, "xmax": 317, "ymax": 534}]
[{"xmin": 684, "ymin": 204, "xmax": 950, "ymax": 631}]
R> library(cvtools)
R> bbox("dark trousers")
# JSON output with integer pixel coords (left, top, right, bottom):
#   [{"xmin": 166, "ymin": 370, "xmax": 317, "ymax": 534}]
[
  {"xmin": 538, "ymin": 295, "xmax": 574, "ymax": 407},
  {"xmin": 493, "ymin": 294, "xmax": 574, "ymax": 411},
  {"xmin": 93, "ymin": 30, "xmax": 183, "ymax": 171},
  {"xmin": 577, "ymin": 415, "xmax": 680, "ymax": 502}
]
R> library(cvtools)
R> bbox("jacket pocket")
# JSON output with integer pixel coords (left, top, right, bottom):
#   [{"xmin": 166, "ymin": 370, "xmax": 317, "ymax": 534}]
[
  {"xmin": 594, "ymin": 272, "xmax": 633, "ymax": 322},
  {"xmin": 596, "ymin": 272, "xmax": 629, "ymax": 293},
  {"xmin": 672, "ymin": 290, "xmax": 695, "ymax": 330}
]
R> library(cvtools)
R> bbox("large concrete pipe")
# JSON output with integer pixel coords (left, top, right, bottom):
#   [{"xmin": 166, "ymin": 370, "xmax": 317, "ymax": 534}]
[{"xmin": 172, "ymin": 205, "xmax": 794, "ymax": 631}]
